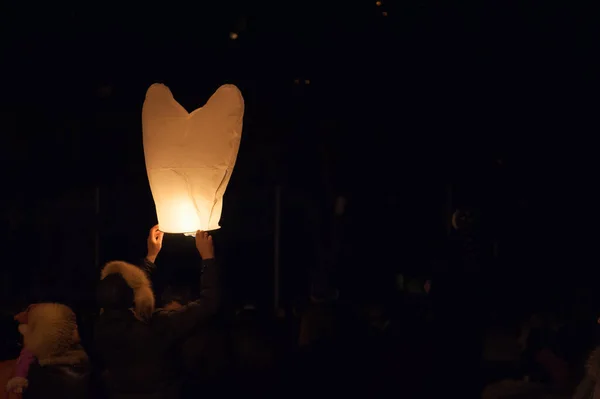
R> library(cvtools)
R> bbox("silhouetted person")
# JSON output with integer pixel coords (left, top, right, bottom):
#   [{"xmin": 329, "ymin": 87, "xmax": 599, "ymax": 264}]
[
  {"xmin": 229, "ymin": 304, "xmax": 278, "ymax": 396},
  {"xmin": 2, "ymin": 303, "xmax": 90, "ymax": 399},
  {"xmin": 483, "ymin": 313, "xmax": 572, "ymax": 399},
  {"xmin": 293, "ymin": 283, "xmax": 365, "ymax": 396},
  {"xmin": 180, "ymin": 320, "xmax": 230, "ymax": 398},
  {"xmin": 166, "ymin": 284, "xmax": 230, "ymax": 398},
  {"xmin": 95, "ymin": 227, "xmax": 220, "ymax": 399}
]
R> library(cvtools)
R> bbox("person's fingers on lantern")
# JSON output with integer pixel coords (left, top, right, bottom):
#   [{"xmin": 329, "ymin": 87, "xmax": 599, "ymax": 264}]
[
  {"xmin": 195, "ymin": 231, "xmax": 215, "ymax": 259},
  {"xmin": 147, "ymin": 225, "xmax": 163, "ymax": 263},
  {"xmin": 151, "ymin": 226, "xmax": 163, "ymax": 243}
]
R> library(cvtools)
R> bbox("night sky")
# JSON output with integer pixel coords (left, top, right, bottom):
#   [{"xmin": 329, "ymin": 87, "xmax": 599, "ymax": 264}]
[{"xmin": 0, "ymin": 1, "xmax": 597, "ymax": 314}]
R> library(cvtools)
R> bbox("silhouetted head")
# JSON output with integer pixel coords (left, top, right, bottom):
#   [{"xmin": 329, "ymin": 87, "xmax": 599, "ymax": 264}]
[
  {"xmin": 97, "ymin": 274, "xmax": 134, "ymax": 311},
  {"xmin": 20, "ymin": 303, "xmax": 86, "ymax": 365}
]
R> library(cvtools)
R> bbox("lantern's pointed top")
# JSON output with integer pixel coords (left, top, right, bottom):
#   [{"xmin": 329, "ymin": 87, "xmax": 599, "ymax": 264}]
[
  {"xmin": 215, "ymin": 84, "xmax": 242, "ymax": 95},
  {"xmin": 144, "ymin": 83, "xmax": 243, "ymax": 117},
  {"xmin": 205, "ymin": 84, "xmax": 244, "ymax": 116},
  {"xmin": 213, "ymin": 84, "xmax": 243, "ymax": 100},
  {"xmin": 145, "ymin": 83, "xmax": 241, "ymax": 98},
  {"xmin": 145, "ymin": 83, "xmax": 172, "ymax": 98}
]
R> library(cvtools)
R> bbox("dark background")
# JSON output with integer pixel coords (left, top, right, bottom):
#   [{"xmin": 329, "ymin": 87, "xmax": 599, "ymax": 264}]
[{"xmin": 0, "ymin": 1, "xmax": 597, "ymax": 317}]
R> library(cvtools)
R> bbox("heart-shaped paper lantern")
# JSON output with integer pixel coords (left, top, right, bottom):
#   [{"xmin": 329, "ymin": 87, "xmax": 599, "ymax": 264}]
[{"xmin": 142, "ymin": 84, "xmax": 244, "ymax": 234}]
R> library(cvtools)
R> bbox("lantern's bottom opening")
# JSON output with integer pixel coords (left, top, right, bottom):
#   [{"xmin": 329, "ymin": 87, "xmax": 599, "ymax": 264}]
[{"xmin": 160, "ymin": 226, "xmax": 222, "ymax": 237}]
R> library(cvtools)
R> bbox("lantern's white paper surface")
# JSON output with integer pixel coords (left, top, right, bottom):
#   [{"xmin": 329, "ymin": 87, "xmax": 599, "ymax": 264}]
[{"xmin": 142, "ymin": 83, "xmax": 244, "ymax": 234}]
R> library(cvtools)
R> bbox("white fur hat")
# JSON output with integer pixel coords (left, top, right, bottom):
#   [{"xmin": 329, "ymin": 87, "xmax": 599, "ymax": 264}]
[{"xmin": 100, "ymin": 261, "xmax": 155, "ymax": 320}]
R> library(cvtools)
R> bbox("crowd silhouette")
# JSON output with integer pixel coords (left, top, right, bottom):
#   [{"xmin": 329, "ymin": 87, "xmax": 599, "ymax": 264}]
[{"xmin": 0, "ymin": 224, "xmax": 599, "ymax": 399}]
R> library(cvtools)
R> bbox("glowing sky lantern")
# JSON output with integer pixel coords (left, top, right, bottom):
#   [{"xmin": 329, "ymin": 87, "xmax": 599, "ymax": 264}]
[{"xmin": 142, "ymin": 84, "xmax": 244, "ymax": 235}]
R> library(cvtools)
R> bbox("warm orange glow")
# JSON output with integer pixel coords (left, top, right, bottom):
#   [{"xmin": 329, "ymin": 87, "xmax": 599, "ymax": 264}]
[
  {"xmin": 382, "ymin": 11, "xmax": 388, "ymax": 16},
  {"xmin": 142, "ymin": 84, "xmax": 244, "ymax": 234},
  {"xmin": 229, "ymin": 32, "xmax": 239, "ymax": 40},
  {"xmin": 376, "ymin": 1, "xmax": 382, "ymax": 6}
]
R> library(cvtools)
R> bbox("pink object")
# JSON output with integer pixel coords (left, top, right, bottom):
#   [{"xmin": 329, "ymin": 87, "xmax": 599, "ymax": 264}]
[
  {"xmin": 10, "ymin": 305, "xmax": 39, "ymax": 384},
  {"xmin": 424, "ymin": 280, "xmax": 431, "ymax": 294},
  {"xmin": 14, "ymin": 348, "xmax": 35, "ymax": 379}
]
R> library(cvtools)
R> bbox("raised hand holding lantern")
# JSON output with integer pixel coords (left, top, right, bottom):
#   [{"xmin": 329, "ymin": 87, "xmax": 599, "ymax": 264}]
[{"xmin": 142, "ymin": 84, "xmax": 244, "ymax": 235}]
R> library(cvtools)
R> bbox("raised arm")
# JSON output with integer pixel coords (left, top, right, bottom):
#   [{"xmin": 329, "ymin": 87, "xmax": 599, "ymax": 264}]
[
  {"xmin": 136, "ymin": 224, "xmax": 163, "ymax": 279},
  {"xmin": 138, "ymin": 257, "xmax": 157, "ymax": 277},
  {"xmin": 152, "ymin": 231, "xmax": 220, "ymax": 345}
]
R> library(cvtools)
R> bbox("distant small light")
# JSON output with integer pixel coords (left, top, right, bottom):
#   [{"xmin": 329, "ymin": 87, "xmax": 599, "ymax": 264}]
[
  {"xmin": 382, "ymin": 11, "xmax": 388, "ymax": 16},
  {"xmin": 229, "ymin": 32, "xmax": 239, "ymax": 40},
  {"xmin": 305, "ymin": 79, "xmax": 310, "ymax": 85},
  {"xmin": 294, "ymin": 79, "xmax": 300, "ymax": 84},
  {"xmin": 376, "ymin": 1, "xmax": 382, "ymax": 6}
]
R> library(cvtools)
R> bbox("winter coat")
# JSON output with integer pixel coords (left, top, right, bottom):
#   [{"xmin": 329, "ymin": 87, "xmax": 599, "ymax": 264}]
[
  {"xmin": 94, "ymin": 258, "xmax": 220, "ymax": 399},
  {"xmin": 23, "ymin": 346, "xmax": 90, "ymax": 399}
]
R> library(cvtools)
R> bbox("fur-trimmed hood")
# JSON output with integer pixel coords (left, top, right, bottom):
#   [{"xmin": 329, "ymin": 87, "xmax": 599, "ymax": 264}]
[
  {"xmin": 100, "ymin": 261, "xmax": 155, "ymax": 320},
  {"xmin": 21, "ymin": 303, "xmax": 89, "ymax": 366},
  {"xmin": 39, "ymin": 345, "xmax": 89, "ymax": 367}
]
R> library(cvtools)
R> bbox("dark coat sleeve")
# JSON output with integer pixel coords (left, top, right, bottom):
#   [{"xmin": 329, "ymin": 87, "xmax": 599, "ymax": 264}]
[
  {"xmin": 137, "ymin": 257, "xmax": 162, "ymax": 292},
  {"xmin": 138, "ymin": 257, "xmax": 158, "ymax": 278},
  {"xmin": 24, "ymin": 362, "xmax": 90, "ymax": 399},
  {"xmin": 150, "ymin": 258, "xmax": 220, "ymax": 347}
]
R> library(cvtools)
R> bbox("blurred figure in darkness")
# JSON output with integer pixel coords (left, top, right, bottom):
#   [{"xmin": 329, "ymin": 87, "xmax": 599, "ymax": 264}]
[
  {"xmin": 176, "ymin": 283, "xmax": 230, "ymax": 398},
  {"xmin": 299, "ymin": 272, "xmax": 343, "ymax": 343},
  {"xmin": 229, "ymin": 302, "xmax": 278, "ymax": 396},
  {"xmin": 431, "ymin": 253, "xmax": 484, "ymax": 398},
  {"xmin": 297, "ymin": 283, "xmax": 340, "ymax": 348},
  {"xmin": 292, "ymin": 275, "xmax": 367, "ymax": 396},
  {"xmin": 571, "ymin": 315, "xmax": 600, "ymax": 399},
  {"xmin": 483, "ymin": 312, "xmax": 572, "ymax": 399},
  {"xmin": 357, "ymin": 288, "xmax": 432, "ymax": 399}
]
